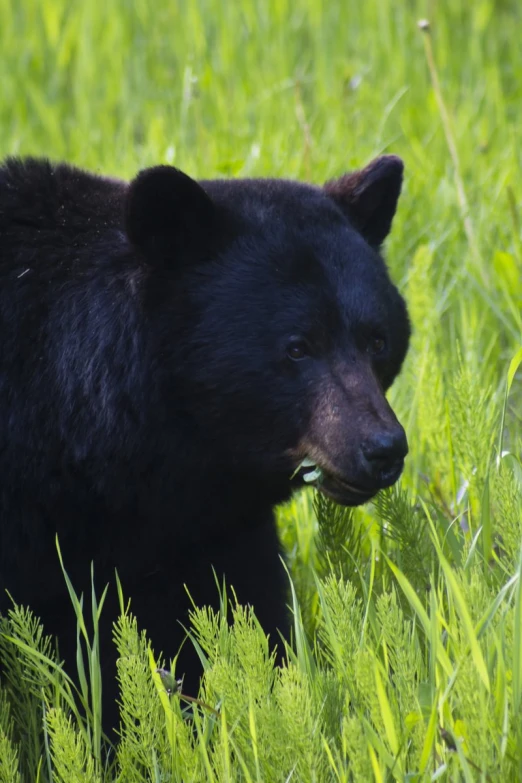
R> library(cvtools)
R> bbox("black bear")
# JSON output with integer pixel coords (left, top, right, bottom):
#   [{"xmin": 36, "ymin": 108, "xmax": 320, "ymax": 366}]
[{"xmin": 0, "ymin": 154, "xmax": 409, "ymax": 726}]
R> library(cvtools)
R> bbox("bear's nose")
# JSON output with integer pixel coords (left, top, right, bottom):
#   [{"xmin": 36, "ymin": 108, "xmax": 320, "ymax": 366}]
[{"xmin": 360, "ymin": 427, "xmax": 408, "ymax": 486}]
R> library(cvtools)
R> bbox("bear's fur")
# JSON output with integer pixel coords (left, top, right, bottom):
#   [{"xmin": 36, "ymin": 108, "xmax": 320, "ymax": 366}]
[{"xmin": 0, "ymin": 154, "xmax": 410, "ymax": 725}]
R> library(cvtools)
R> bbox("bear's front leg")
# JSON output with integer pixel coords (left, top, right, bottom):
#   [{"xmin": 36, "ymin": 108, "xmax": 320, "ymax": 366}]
[{"xmin": 173, "ymin": 517, "xmax": 289, "ymax": 689}]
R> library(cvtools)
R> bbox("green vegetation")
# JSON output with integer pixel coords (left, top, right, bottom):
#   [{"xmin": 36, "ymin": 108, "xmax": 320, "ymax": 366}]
[{"xmin": 1, "ymin": 0, "xmax": 521, "ymax": 779}]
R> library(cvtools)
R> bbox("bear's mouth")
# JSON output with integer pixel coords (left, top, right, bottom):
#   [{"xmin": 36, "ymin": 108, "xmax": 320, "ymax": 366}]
[{"xmin": 293, "ymin": 459, "xmax": 377, "ymax": 507}]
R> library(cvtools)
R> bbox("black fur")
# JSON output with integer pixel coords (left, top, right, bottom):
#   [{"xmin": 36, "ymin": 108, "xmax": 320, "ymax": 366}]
[{"xmin": 0, "ymin": 155, "xmax": 410, "ymax": 729}]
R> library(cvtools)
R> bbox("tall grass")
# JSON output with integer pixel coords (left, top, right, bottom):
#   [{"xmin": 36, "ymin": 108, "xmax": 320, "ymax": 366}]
[{"xmin": 0, "ymin": 0, "xmax": 521, "ymax": 779}]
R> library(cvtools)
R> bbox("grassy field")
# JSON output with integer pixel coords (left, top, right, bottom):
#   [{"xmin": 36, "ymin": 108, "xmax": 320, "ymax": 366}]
[{"xmin": 1, "ymin": 0, "xmax": 522, "ymax": 780}]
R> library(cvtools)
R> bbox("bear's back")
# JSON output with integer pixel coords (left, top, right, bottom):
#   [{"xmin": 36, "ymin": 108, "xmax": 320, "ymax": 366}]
[{"xmin": 0, "ymin": 158, "xmax": 127, "ymax": 268}]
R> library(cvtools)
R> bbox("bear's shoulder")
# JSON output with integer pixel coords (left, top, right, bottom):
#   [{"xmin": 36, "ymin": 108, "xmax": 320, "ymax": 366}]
[{"xmin": 0, "ymin": 157, "xmax": 126, "ymax": 236}]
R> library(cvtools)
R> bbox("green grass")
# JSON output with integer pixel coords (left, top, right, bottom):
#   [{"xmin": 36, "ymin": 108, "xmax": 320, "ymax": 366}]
[{"xmin": 1, "ymin": 0, "xmax": 522, "ymax": 779}]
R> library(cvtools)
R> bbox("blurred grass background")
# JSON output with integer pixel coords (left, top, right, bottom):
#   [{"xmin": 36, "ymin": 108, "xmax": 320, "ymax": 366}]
[{"xmin": 1, "ymin": 0, "xmax": 522, "ymax": 780}]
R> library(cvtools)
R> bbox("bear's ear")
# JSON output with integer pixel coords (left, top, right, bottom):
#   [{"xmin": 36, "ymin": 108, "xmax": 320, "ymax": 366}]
[
  {"xmin": 125, "ymin": 165, "xmax": 216, "ymax": 265},
  {"xmin": 324, "ymin": 155, "xmax": 404, "ymax": 248}
]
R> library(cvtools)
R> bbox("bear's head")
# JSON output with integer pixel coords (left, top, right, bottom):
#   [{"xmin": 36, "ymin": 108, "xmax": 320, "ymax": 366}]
[{"xmin": 125, "ymin": 156, "xmax": 410, "ymax": 507}]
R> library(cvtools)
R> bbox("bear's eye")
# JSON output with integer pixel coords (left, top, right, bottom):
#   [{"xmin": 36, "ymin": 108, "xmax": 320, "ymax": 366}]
[
  {"xmin": 367, "ymin": 335, "xmax": 386, "ymax": 356},
  {"xmin": 286, "ymin": 339, "xmax": 310, "ymax": 361}
]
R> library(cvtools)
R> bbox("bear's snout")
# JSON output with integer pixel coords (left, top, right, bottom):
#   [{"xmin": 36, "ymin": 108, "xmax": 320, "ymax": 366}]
[{"xmin": 359, "ymin": 425, "xmax": 408, "ymax": 488}]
